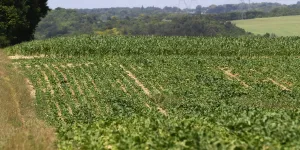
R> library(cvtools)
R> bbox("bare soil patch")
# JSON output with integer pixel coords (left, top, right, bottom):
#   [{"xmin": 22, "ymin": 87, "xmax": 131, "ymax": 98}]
[
  {"xmin": 117, "ymin": 79, "xmax": 129, "ymax": 94},
  {"xmin": 250, "ymin": 69, "xmax": 293, "ymax": 91},
  {"xmin": 120, "ymin": 64, "xmax": 168, "ymax": 116},
  {"xmin": 44, "ymin": 64, "xmax": 66, "ymax": 95},
  {"xmin": 157, "ymin": 107, "xmax": 168, "ymax": 116},
  {"xmin": 130, "ymin": 65, "xmax": 137, "ymax": 71},
  {"xmin": 55, "ymin": 103, "xmax": 65, "ymax": 122},
  {"xmin": 41, "ymin": 70, "xmax": 55, "ymax": 95},
  {"xmin": 25, "ymin": 78, "xmax": 36, "ymax": 99},
  {"xmin": 65, "ymin": 69, "xmax": 84, "ymax": 95},
  {"xmin": 120, "ymin": 65, "xmax": 151, "ymax": 97},
  {"xmin": 219, "ymin": 67, "xmax": 250, "ymax": 88},
  {"xmin": 8, "ymin": 55, "xmax": 45, "ymax": 60},
  {"xmin": 266, "ymin": 78, "xmax": 291, "ymax": 91},
  {"xmin": 121, "ymin": 74, "xmax": 138, "ymax": 93}
]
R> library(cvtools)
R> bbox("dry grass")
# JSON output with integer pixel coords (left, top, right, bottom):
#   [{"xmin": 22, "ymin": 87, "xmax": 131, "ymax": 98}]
[{"xmin": 0, "ymin": 50, "xmax": 56, "ymax": 150}]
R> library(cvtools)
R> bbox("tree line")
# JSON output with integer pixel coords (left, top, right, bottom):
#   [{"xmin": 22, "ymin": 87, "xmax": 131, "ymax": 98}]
[
  {"xmin": 206, "ymin": 2, "xmax": 300, "ymax": 20},
  {"xmin": 0, "ymin": 0, "xmax": 49, "ymax": 47},
  {"xmin": 34, "ymin": 8, "xmax": 249, "ymax": 40},
  {"xmin": 1, "ymin": 1, "xmax": 300, "ymax": 47}
]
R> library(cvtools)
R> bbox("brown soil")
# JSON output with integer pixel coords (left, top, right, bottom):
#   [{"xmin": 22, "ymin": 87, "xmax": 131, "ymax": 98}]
[
  {"xmin": 117, "ymin": 79, "xmax": 128, "ymax": 94},
  {"xmin": 157, "ymin": 107, "xmax": 168, "ymax": 116},
  {"xmin": 8, "ymin": 55, "xmax": 45, "ymax": 60},
  {"xmin": 219, "ymin": 67, "xmax": 250, "ymax": 88},
  {"xmin": 41, "ymin": 70, "xmax": 55, "ymax": 95},
  {"xmin": 120, "ymin": 65, "xmax": 151, "ymax": 97},
  {"xmin": 70, "ymin": 73, "xmax": 84, "ymax": 95},
  {"xmin": 66, "ymin": 63, "xmax": 74, "ymax": 68},
  {"xmin": 282, "ymin": 81, "xmax": 293, "ymax": 87},
  {"xmin": 250, "ymin": 69, "xmax": 293, "ymax": 91},
  {"xmin": 130, "ymin": 65, "xmax": 137, "ymax": 71},
  {"xmin": 55, "ymin": 103, "xmax": 65, "ymax": 122},
  {"xmin": 121, "ymin": 74, "xmax": 138, "ymax": 92},
  {"xmin": 266, "ymin": 78, "xmax": 291, "ymax": 91},
  {"xmin": 25, "ymin": 78, "xmax": 36, "ymax": 99},
  {"xmin": 44, "ymin": 64, "xmax": 65, "ymax": 95},
  {"xmin": 158, "ymin": 84, "xmax": 165, "ymax": 91},
  {"xmin": 145, "ymin": 103, "xmax": 151, "ymax": 109},
  {"xmin": 67, "ymin": 105, "xmax": 73, "ymax": 116},
  {"xmin": 120, "ymin": 65, "xmax": 168, "ymax": 116}
]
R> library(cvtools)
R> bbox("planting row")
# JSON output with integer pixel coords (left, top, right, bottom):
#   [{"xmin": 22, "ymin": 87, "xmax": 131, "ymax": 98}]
[{"xmin": 13, "ymin": 55, "xmax": 300, "ymax": 149}]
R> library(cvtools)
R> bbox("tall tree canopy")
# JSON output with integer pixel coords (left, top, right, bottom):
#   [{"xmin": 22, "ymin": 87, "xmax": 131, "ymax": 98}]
[{"xmin": 0, "ymin": 0, "xmax": 49, "ymax": 47}]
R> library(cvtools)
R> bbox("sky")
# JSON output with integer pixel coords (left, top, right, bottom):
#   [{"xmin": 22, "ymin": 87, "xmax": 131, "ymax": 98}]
[{"xmin": 48, "ymin": 0, "xmax": 299, "ymax": 9}]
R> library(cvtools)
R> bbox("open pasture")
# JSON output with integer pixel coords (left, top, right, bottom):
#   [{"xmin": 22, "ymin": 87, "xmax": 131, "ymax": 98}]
[{"xmin": 232, "ymin": 15, "xmax": 300, "ymax": 36}]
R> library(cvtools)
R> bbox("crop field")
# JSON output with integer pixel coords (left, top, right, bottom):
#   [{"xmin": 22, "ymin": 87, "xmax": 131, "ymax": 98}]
[
  {"xmin": 5, "ymin": 35, "xmax": 300, "ymax": 149},
  {"xmin": 232, "ymin": 15, "xmax": 300, "ymax": 36}
]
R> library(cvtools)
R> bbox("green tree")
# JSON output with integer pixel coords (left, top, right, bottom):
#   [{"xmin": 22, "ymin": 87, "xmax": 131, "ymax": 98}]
[
  {"xmin": 195, "ymin": 5, "xmax": 202, "ymax": 14},
  {"xmin": 0, "ymin": 0, "xmax": 49, "ymax": 47}
]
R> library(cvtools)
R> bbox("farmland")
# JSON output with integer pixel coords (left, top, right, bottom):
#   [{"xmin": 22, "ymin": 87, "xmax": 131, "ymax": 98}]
[
  {"xmin": 4, "ymin": 35, "xmax": 300, "ymax": 149},
  {"xmin": 232, "ymin": 15, "xmax": 300, "ymax": 36}
]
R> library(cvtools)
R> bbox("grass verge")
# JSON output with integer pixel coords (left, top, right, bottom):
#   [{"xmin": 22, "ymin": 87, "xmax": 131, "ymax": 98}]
[{"xmin": 0, "ymin": 50, "xmax": 56, "ymax": 150}]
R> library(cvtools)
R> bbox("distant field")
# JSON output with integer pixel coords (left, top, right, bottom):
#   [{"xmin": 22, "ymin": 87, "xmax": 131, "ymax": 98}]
[{"xmin": 232, "ymin": 15, "xmax": 300, "ymax": 36}]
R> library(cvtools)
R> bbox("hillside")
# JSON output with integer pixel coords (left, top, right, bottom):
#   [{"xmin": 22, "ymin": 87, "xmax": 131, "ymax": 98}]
[
  {"xmin": 232, "ymin": 15, "xmax": 300, "ymax": 36},
  {"xmin": 34, "ymin": 8, "xmax": 248, "ymax": 39},
  {"xmin": 0, "ymin": 51, "xmax": 55, "ymax": 149},
  {"xmin": 4, "ymin": 35, "xmax": 300, "ymax": 149}
]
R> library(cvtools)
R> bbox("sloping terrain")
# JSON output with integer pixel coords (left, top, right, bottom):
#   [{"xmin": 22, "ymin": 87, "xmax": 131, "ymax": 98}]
[
  {"xmin": 5, "ymin": 36, "xmax": 300, "ymax": 149},
  {"xmin": 232, "ymin": 15, "xmax": 300, "ymax": 36},
  {"xmin": 0, "ymin": 51, "xmax": 56, "ymax": 150}
]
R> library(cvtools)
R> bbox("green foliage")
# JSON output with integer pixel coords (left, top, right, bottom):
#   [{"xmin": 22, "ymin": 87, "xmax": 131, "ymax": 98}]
[
  {"xmin": 0, "ymin": 0, "xmax": 49, "ymax": 47},
  {"xmin": 5, "ymin": 35, "xmax": 300, "ymax": 57},
  {"xmin": 34, "ymin": 9, "xmax": 247, "ymax": 39},
  {"xmin": 8, "ymin": 35, "xmax": 300, "ymax": 148},
  {"xmin": 203, "ymin": 2, "xmax": 283, "ymax": 14},
  {"xmin": 0, "ymin": 36, "xmax": 10, "ymax": 47},
  {"xmin": 32, "ymin": 2, "xmax": 300, "ymax": 40},
  {"xmin": 34, "ymin": 8, "xmax": 95, "ymax": 39},
  {"xmin": 203, "ymin": 2, "xmax": 300, "ymax": 21},
  {"xmin": 58, "ymin": 117, "xmax": 247, "ymax": 149}
]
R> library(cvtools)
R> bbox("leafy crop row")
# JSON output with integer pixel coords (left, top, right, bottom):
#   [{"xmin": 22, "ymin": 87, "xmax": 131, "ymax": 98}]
[
  {"xmin": 13, "ymin": 54, "xmax": 300, "ymax": 149},
  {"xmin": 5, "ymin": 35, "xmax": 300, "ymax": 57}
]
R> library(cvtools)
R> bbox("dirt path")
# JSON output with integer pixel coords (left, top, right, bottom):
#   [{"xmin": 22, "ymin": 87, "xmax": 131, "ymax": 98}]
[
  {"xmin": 266, "ymin": 78, "xmax": 291, "ymax": 91},
  {"xmin": 219, "ymin": 67, "xmax": 250, "ymax": 88},
  {"xmin": 120, "ymin": 64, "xmax": 168, "ymax": 116},
  {"xmin": 250, "ymin": 69, "xmax": 292, "ymax": 91},
  {"xmin": 8, "ymin": 55, "xmax": 45, "ymax": 60},
  {"xmin": 120, "ymin": 65, "xmax": 151, "ymax": 97},
  {"xmin": 0, "ymin": 51, "xmax": 56, "ymax": 150}
]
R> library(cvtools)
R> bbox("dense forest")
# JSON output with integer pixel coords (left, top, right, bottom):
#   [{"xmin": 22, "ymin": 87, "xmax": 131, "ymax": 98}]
[
  {"xmin": 35, "ymin": 1, "xmax": 300, "ymax": 40},
  {"xmin": 0, "ymin": 0, "xmax": 49, "ymax": 47},
  {"xmin": 3, "ymin": 1, "xmax": 300, "ymax": 42},
  {"xmin": 35, "ymin": 8, "xmax": 249, "ymax": 39},
  {"xmin": 203, "ymin": 2, "xmax": 284, "ymax": 14},
  {"xmin": 207, "ymin": 2, "xmax": 300, "ymax": 20}
]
